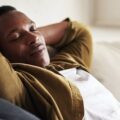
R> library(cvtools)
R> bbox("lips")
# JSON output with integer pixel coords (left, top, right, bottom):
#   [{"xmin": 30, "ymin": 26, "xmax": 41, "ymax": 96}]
[{"xmin": 30, "ymin": 43, "xmax": 45, "ymax": 56}]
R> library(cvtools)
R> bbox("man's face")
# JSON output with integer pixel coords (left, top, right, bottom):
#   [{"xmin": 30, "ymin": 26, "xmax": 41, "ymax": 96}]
[{"xmin": 0, "ymin": 10, "xmax": 50, "ymax": 67}]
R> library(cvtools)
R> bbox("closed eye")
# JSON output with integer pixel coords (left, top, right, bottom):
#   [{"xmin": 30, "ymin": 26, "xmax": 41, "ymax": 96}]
[{"xmin": 9, "ymin": 32, "xmax": 20, "ymax": 42}]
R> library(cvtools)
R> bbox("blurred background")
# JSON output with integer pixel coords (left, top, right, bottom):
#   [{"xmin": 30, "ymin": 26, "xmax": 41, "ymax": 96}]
[{"xmin": 0, "ymin": 0, "xmax": 120, "ymax": 42}]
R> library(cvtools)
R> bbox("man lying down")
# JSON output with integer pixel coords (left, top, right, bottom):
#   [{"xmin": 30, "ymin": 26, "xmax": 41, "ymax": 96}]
[{"xmin": 0, "ymin": 5, "xmax": 120, "ymax": 120}]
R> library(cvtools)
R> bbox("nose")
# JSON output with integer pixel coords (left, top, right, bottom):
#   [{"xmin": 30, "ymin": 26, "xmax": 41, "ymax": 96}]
[{"xmin": 26, "ymin": 32, "xmax": 39, "ymax": 45}]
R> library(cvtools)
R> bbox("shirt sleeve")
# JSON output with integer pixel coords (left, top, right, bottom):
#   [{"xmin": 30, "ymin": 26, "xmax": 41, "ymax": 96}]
[{"xmin": 50, "ymin": 20, "xmax": 93, "ymax": 72}]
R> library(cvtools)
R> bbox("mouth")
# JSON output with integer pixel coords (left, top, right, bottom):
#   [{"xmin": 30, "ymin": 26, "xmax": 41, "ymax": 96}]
[{"xmin": 30, "ymin": 43, "xmax": 45, "ymax": 56}]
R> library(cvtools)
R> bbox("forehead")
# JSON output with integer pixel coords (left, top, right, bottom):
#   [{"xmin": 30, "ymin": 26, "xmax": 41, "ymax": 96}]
[{"xmin": 0, "ymin": 11, "xmax": 32, "ymax": 36}]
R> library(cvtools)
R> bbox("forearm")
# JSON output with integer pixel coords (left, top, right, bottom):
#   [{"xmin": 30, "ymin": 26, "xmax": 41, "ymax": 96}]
[
  {"xmin": 51, "ymin": 21, "xmax": 93, "ymax": 71},
  {"xmin": 37, "ymin": 21, "xmax": 68, "ymax": 45}
]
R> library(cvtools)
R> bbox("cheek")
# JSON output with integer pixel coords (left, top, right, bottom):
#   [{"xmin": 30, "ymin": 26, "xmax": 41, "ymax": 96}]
[{"xmin": 4, "ymin": 44, "xmax": 28, "ymax": 59}]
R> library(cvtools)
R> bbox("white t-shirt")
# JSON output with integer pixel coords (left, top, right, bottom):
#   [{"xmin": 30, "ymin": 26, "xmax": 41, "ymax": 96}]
[{"xmin": 59, "ymin": 68, "xmax": 120, "ymax": 120}]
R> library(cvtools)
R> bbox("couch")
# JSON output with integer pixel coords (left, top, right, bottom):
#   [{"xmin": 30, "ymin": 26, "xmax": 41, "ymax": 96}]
[{"xmin": 90, "ymin": 41, "xmax": 120, "ymax": 101}]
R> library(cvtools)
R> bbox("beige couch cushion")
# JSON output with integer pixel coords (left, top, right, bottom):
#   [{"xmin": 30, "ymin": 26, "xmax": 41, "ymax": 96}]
[{"xmin": 91, "ymin": 42, "xmax": 120, "ymax": 101}]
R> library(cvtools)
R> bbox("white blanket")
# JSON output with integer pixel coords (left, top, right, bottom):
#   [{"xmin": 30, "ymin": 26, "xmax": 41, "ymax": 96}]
[{"xmin": 59, "ymin": 68, "xmax": 120, "ymax": 120}]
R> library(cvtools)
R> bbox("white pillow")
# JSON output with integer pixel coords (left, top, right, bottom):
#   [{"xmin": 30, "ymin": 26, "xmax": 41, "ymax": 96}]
[{"xmin": 91, "ymin": 42, "xmax": 120, "ymax": 101}]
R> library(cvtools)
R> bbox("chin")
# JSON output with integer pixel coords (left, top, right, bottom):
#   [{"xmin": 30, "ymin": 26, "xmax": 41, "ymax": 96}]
[
  {"xmin": 28, "ymin": 50, "xmax": 50, "ymax": 67},
  {"xmin": 33, "ymin": 55, "xmax": 50, "ymax": 67},
  {"xmin": 40, "ymin": 59, "xmax": 50, "ymax": 67}
]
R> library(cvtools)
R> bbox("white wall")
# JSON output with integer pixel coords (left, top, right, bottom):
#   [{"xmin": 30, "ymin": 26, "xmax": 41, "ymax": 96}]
[
  {"xmin": 0, "ymin": 0, "xmax": 93, "ymax": 26},
  {"xmin": 1, "ymin": 0, "xmax": 120, "ymax": 27},
  {"xmin": 93, "ymin": 0, "xmax": 120, "ymax": 26}
]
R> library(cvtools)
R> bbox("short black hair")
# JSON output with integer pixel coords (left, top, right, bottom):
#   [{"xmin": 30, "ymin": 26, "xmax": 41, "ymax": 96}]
[{"xmin": 0, "ymin": 5, "xmax": 16, "ymax": 16}]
